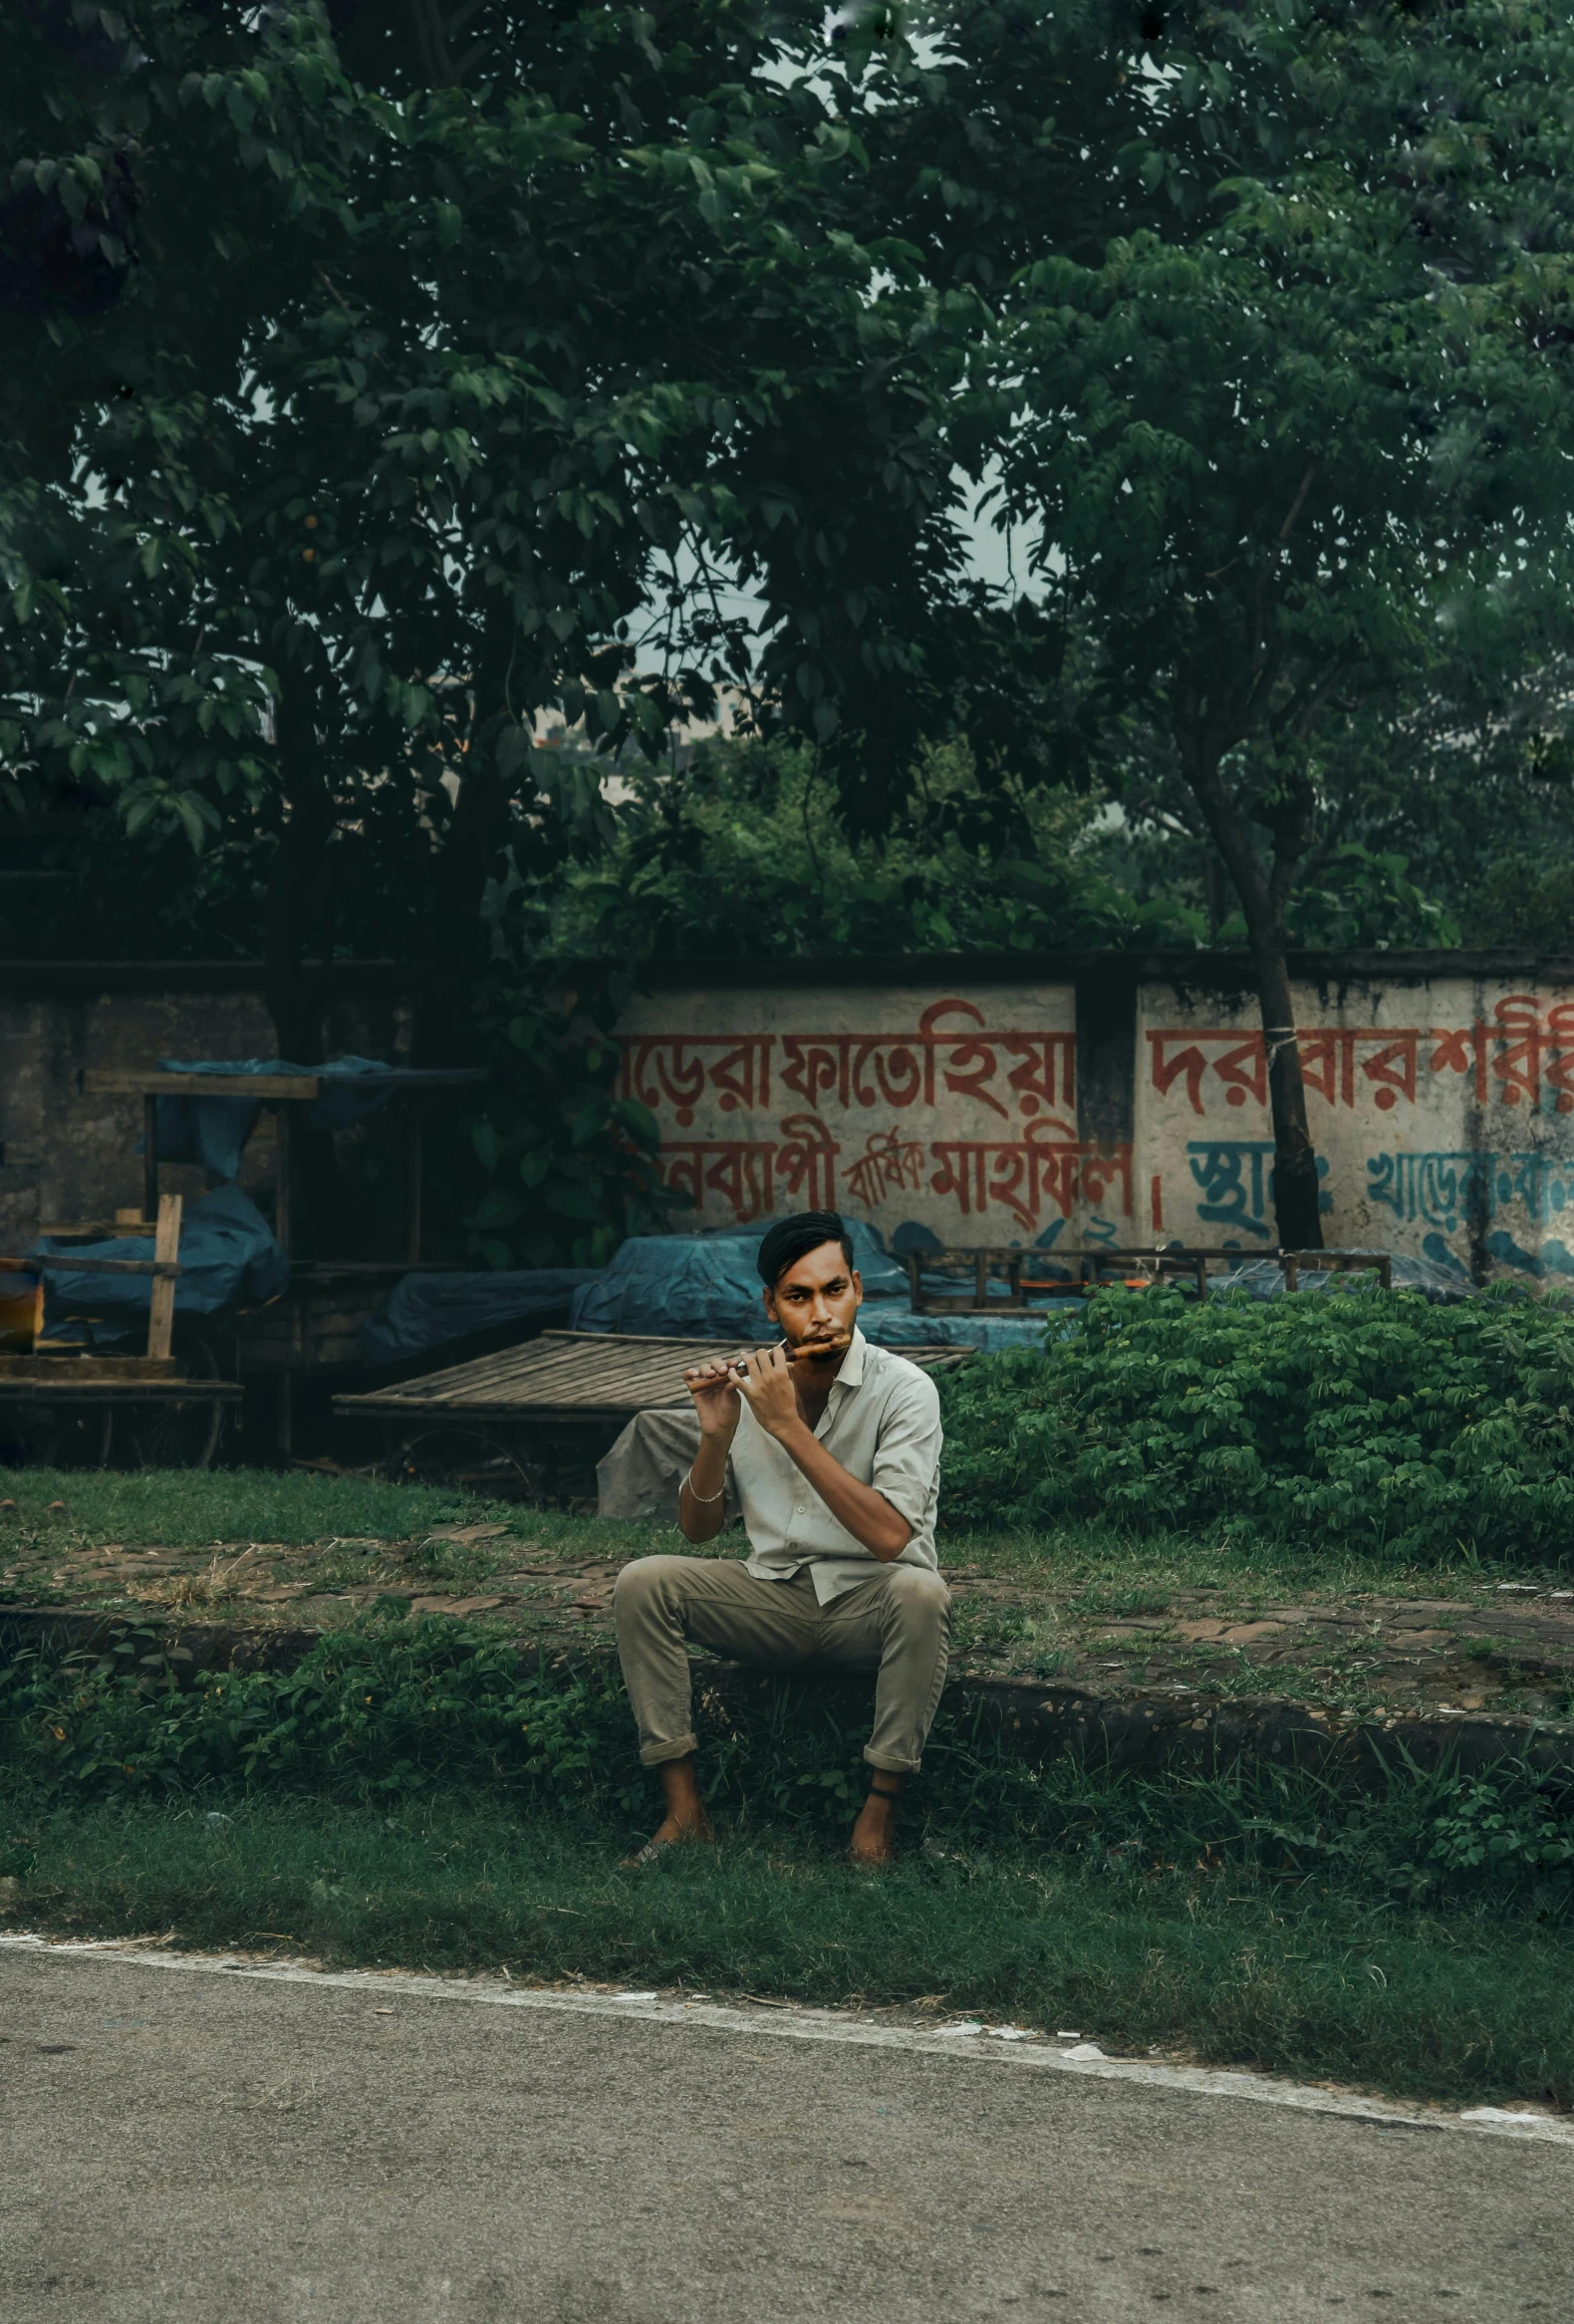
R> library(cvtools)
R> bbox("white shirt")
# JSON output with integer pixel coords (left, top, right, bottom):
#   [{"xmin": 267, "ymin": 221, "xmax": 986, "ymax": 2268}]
[{"xmin": 728, "ymin": 1328, "xmax": 943, "ymax": 1604}]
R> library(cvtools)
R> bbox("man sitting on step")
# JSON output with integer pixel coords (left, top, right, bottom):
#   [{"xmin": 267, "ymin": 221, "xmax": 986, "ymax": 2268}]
[{"xmin": 613, "ymin": 1209, "xmax": 949, "ymax": 1868}]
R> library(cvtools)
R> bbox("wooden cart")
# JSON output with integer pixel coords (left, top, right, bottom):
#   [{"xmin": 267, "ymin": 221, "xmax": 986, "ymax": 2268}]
[
  {"xmin": 335, "ymin": 1330, "xmax": 977, "ymax": 1499},
  {"xmin": 1, "ymin": 1194, "xmax": 243, "ymax": 1466}
]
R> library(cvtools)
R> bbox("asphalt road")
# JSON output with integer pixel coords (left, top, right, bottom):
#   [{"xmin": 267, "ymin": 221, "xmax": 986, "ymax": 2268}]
[{"xmin": 1, "ymin": 1945, "xmax": 1569, "ymax": 2324}]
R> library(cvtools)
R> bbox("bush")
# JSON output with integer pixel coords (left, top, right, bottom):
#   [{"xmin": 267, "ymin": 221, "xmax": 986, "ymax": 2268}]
[
  {"xmin": 937, "ymin": 1285, "xmax": 1574, "ymax": 1562},
  {"xmin": 0, "ymin": 1620, "xmax": 634, "ymax": 1806}
]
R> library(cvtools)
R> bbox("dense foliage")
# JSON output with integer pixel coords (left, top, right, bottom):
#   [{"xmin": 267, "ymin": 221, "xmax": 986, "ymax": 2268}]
[
  {"xmin": 509, "ymin": 735, "xmax": 1200, "ymax": 961},
  {"xmin": 939, "ymin": 1288, "xmax": 1574, "ymax": 1563},
  {"xmin": 4, "ymin": 0, "xmax": 972, "ymax": 1057},
  {"xmin": 12, "ymin": 0, "xmax": 1574, "ymax": 1268},
  {"xmin": 447, "ymin": 964, "xmax": 679, "ymax": 1268}
]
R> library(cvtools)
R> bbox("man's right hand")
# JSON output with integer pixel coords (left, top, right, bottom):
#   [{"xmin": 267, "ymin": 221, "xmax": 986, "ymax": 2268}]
[{"xmin": 682, "ymin": 1355, "xmax": 744, "ymax": 1442}]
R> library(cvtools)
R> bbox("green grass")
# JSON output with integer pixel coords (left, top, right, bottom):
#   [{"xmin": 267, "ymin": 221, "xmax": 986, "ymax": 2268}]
[
  {"xmin": 4, "ymin": 1784, "xmax": 1570, "ymax": 2113},
  {"xmin": 0, "ymin": 1467, "xmax": 647, "ymax": 1560},
  {"xmin": 957, "ymin": 1517, "xmax": 1574, "ymax": 1604},
  {"xmin": 0, "ymin": 1466, "xmax": 1558, "ymax": 1605},
  {"xmin": 0, "ymin": 1466, "xmax": 495, "ymax": 1546},
  {"xmin": 2, "ymin": 1562, "xmax": 1571, "ymax": 2110}
]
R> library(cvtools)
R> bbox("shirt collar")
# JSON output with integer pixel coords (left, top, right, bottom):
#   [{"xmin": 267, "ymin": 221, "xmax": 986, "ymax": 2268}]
[{"xmin": 832, "ymin": 1326, "xmax": 868, "ymax": 1394}]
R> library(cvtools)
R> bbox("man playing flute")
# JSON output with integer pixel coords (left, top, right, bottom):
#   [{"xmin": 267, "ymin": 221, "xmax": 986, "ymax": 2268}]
[{"xmin": 613, "ymin": 1210, "xmax": 950, "ymax": 1867}]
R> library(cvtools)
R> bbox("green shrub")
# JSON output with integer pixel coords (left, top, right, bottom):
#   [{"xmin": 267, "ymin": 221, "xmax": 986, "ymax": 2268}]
[
  {"xmin": 937, "ymin": 1285, "xmax": 1574, "ymax": 1561},
  {"xmin": 0, "ymin": 1621, "xmax": 635, "ymax": 1806}
]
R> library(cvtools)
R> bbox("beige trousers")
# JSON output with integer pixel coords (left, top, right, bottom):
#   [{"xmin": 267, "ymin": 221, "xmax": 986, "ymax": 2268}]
[{"xmin": 613, "ymin": 1555, "xmax": 951, "ymax": 1774}]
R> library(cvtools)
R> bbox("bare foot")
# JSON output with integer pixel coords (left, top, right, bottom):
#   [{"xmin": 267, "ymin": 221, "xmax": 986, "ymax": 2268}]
[
  {"xmin": 849, "ymin": 1784, "xmax": 901, "ymax": 1867},
  {"xmin": 643, "ymin": 1808, "xmax": 714, "ymax": 1850},
  {"xmin": 624, "ymin": 1755, "xmax": 713, "ymax": 1864}
]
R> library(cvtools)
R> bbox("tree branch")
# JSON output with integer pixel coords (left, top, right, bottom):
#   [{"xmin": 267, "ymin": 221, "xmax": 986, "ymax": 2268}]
[{"xmin": 1278, "ymin": 462, "xmax": 1319, "ymax": 542}]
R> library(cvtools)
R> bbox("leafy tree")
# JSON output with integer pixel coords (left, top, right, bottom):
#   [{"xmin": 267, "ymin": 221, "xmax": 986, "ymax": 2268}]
[
  {"xmin": 677, "ymin": 1, "xmax": 1574, "ymax": 1245},
  {"xmin": 446, "ymin": 962, "xmax": 680, "ymax": 1269},
  {"xmin": 978, "ymin": 0, "xmax": 1574, "ymax": 1244},
  {"xmin": 0, "ymin": 3, "xmax": 312, "ymax": 857},
  {"xmin": 9, "ymin": 0, "xmax": 1026, "ymax": 1258},
  {"xmin": 3, "ymin": 0, "xmax": 986, "ymax": 1032}
]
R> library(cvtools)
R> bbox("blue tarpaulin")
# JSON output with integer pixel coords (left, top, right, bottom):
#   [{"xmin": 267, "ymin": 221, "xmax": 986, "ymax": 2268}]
[
  {"xmin": 567, "ymin": 1224, "xmax": 1058, "ymax": 1353},
  {"xmin": 152, "ymin": 1056, "xmax": 406, "ymax": 1181},
  {"xmin": 32, "ymin": 1183, "xmax": 289, "ymax": 1345},
  {"xmin": 358, "ymin": 1269, "xmax": 600, "ymax": 1366},
  {"xmin": 569, "ymin": 1222, "xmax": 904, "ymax": 1339},
  {"xmin": 355, "ymin": 1222, "xmax": 1078, "ymax": 1371}
]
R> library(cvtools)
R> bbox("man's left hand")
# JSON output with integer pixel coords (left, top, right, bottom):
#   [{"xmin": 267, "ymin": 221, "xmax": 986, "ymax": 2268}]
[{"xmin": 735, "ymin": 1344, "xmax": 802, "ymax": 1438}]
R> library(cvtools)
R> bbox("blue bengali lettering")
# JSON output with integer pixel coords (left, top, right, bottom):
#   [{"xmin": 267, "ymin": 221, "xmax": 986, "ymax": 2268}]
[{"xmin": 1185, "ymin": 1141, "xmax": 1276, "ymax": 1241}]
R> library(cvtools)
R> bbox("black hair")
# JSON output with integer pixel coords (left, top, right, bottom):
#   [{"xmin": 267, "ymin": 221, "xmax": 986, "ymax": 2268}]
[{"xmin": 756, "ymin": 1211, "xmax": 856, "ymax": 1289}]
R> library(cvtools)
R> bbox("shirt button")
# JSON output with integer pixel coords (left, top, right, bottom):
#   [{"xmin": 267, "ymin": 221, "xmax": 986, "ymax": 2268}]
[{"xmin": 795, "ymin": 1503, "xmax": 806, "ymax": 1515}]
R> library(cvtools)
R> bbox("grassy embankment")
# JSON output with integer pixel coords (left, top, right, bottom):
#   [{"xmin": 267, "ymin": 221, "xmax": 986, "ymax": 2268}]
[
  {"xmin": 0, "ymin": 1464, "xmax": 1571, "ymax": 2110},
  {"xmin": 3, "ymin": 1464, "xmax": 1571, "ymax": 1721}
]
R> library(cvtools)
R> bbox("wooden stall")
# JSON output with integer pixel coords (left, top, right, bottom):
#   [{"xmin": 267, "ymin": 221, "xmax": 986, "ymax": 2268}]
[{"xmin": 79, "ymin": 1065, "xmax": 489, "ymax": 1457}]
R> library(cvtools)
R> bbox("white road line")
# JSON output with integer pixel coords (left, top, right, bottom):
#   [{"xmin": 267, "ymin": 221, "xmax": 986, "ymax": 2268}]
[{"xmin": 4, "ymin": 1930, "xmax": 1571, "ymax": 2151}]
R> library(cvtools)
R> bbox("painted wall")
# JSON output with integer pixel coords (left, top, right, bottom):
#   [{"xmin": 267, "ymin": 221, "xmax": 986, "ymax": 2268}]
[
  {"xmin": 9, "ymin": 955, "xmax": 1574, "ymax": 1282},
  {"xmin": 1137, "ymin": 977, "xmax": 1574, "ymax": 1283},
  {"xmin": 616, "ymin": 980, "xmax": 1117, "ymax": 1251},
  {"xmin": 619, "ymin": 962, "xmax": 1574, "ymax": 1278}
]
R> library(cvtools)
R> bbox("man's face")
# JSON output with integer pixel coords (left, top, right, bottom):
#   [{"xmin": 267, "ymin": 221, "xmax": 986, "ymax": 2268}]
[{"xmin": 763, "ymin": 1239, "xmax": 863, "ymax": 1361}]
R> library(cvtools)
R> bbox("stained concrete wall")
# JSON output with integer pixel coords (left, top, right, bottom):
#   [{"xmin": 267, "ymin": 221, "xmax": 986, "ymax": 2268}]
[
  {"xmin": 616, "ymin": 976, "xmax": 1098, "ymax": 1246},
  {"xmin": 1136, "ymin": 971, "xmax": 1574, "ymax": 1280},
  {"xmin": 0, "ymin": 967, "xmax": 405, "ymax": 1247}
]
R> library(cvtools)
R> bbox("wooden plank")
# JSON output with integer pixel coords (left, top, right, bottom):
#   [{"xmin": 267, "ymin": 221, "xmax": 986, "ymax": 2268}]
[
  {"xmin": 142, "ymin": 1094, "xmax": 158, "ymax": 1221},
  {"xmin": 0, "ymin": 1380, "xmax": 242, "ymax": 1404},
  {"xmin": 29, "ymin": 1256, "xmax": 180, "ymax": 1278},
  {"xmin": 36, "ymin": 1221, "xmax": 155, "ymax": 1238},
  {"xmin": 85, "ymin": 1068, "xmax": 489, "ymax": 1100},
  {"xmin": 275, "ymin": 1103, "xmax": 292, "ymax": 1257},
  {"xmin": 407, "ymin": 1103, "xmax": 422, "ymax": 1264},
  {"xmin": 286, "ymin": 1261, "xmax": 446, "ymax": 1281},
  {"xmin": 146, "ymin": 1193, "xmax": 181, "ymax": 1361},
  {"xmin": 0, "ymin": 1355, "xmax": 181, "ymax": 1380},
  {"xmin": 86, "ymin": 1070, "xmax": 324, "ymax": 1100}
]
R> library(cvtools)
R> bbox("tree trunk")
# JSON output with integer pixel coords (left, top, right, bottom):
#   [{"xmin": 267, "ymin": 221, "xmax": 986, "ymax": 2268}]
[
  {"xmin": 1182, "ymin": 741, "xmax": 1325, "ymax": 1251},
  {"xmin": 409, "ymin": 599, "xmax": 521, "ymax": 1066},
  {"xmin": 1247, "ymin": 927, "xmax": 1324, "ymax": 1250},
  {"xmin": 409, "ymin": 750, "xmax": 508, "ymax": 1067},
  {"xmin": 263, "ymin": 662, "xmax": 336, "ymax": 1063},
  {"xmin": 262, "ymin": 658, "xmax": 349, "ymax": 1256}
]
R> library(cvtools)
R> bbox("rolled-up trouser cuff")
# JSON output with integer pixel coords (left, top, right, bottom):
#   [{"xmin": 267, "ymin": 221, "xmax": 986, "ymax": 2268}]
[
  {"xmin": 640, "ymin": 1733, "xmax": 699, "ymax": 1769},
  {"xmin": 864, "ymin": 1746, "xmax": 921, "ymax": 1773}
]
